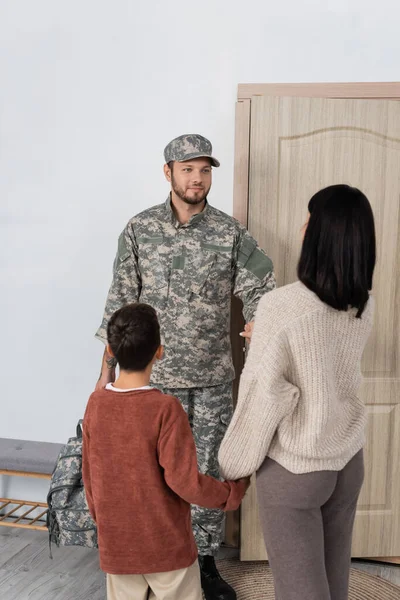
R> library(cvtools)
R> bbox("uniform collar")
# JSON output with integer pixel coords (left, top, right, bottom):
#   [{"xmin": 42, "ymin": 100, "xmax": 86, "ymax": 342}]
[{"xmin": 164, "ymin": 195, "xmax": 209, "ymax": 228}]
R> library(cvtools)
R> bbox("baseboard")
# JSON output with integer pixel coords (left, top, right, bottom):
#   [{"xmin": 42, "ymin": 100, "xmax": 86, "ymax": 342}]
[{"xmin": 357, "ymin": 557, "xmax": 400, "ymax": 566}]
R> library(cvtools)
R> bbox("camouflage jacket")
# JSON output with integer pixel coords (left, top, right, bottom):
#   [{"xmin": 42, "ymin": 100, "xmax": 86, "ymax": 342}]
[{"xmin": 96, "ymin": 198, "xmax": 276, "ymax": 387}]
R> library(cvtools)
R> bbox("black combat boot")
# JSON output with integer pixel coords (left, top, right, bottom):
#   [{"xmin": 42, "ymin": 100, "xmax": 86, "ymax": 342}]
[{"xmin": 199, "ymin": 555, "xmax": 236, "ymax": 600}]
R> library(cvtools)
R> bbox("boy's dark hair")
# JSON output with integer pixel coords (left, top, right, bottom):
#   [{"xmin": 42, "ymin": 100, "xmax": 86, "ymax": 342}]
[
  {"xmin": 297, "ymin": 184, "xmax": 376, "ymax": 318},
  {"xmin": 107, "ymin": 303, "xmax": 161, "ymax": 371}
]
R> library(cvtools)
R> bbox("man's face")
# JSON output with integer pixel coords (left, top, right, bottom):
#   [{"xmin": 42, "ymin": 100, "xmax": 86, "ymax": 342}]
[{"xmin": 166, "ymin": 158, "xmax": 212, "ymax": 205}]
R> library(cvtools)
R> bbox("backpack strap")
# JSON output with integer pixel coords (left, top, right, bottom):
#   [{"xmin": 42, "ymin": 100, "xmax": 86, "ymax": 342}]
[{"xmin": 76, "ymin": 420, "xmax": 83, "ymax": 438}]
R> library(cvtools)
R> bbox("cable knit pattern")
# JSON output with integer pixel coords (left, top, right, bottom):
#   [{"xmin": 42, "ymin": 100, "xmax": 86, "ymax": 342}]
[{"xmin": 218, "ymin": 281, "xmax": 374, "ymax": 479}]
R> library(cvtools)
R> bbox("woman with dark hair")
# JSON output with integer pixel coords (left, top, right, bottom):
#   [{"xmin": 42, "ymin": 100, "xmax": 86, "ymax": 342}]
[{"xmin": 219, "ymin": 185, "xmax": 376, "ymax": 600}]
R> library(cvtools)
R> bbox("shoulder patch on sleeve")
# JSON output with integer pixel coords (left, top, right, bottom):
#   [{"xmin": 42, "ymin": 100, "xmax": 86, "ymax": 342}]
[
  {"xmin": 237, "ymin": 237, "xmax": 257, "ymax": 267},
  {"xmin": 117, "ymin": 231, "xmax": 131, "ymax": 262},
  {"xmin": 113, "ymin": 231, "xmax": 132, "ymax": 274},
  {"xmin": 245, "ymin": 248, "xmax": 274, "ymax": 280}
]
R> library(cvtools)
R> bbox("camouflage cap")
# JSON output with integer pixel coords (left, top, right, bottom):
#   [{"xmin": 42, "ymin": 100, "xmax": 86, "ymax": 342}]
[{"xmin": 164, "ymin": 134, "xmax": 220, "ymax": 167}]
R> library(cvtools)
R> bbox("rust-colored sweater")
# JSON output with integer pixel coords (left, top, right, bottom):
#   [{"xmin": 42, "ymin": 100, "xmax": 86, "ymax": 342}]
[{"xmin": 82, "ymin": 388, "xmax": 247, "ymax": 575}]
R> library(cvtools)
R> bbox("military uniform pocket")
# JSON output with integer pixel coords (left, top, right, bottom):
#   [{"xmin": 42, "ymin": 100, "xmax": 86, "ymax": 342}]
[
  {"xmin": 217, "ymin": 407, "xmax": 233, "ymax": 447},
  {"xmin": 192, "ymin": 243, "xmax": 232, "ymax": 305},
  {"xmin": 219, "ymin": 409, "xmax": 232, "ymax": 430},
  {"xmin": 137, "ymin": 236, "xmax": 169, "ymax": 290}
]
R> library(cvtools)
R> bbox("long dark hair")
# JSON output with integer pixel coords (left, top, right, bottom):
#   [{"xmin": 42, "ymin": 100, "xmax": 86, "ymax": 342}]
[{"xmin": 297, "ymin": 185, "xmax": 376, "ymax": 318}]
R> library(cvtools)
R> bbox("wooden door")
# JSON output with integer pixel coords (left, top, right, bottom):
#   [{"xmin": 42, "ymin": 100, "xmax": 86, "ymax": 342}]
[{"xmin": 239, "ymin": 94, "xmax": 400, "ymax": 560}]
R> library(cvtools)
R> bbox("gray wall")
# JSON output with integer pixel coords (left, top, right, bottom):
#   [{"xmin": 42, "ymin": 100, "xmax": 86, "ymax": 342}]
[{"xmin": 1, "ymin": 0, "xmax": 399, "ymax": 502}]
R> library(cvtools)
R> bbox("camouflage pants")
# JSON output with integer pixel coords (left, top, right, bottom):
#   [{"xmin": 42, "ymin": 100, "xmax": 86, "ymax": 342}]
[{"xmin": 155, "ymin": 383, "xmax": 233, "ymax": 556}]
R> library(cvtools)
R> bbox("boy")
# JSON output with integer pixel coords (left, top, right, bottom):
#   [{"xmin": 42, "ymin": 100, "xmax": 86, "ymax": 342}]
[{"xmin": 82, "ymin": 303, "xmax": 249, "ymax": 600}]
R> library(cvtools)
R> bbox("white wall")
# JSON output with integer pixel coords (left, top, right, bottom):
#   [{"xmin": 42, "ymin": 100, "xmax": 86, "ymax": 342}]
[{"xmin": 1, "ymin": 0, "xmax": 399, "ymax": 450}]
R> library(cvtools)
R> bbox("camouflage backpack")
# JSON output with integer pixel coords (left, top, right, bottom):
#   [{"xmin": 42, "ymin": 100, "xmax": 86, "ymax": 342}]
[{"xmin": 47, "ymin": 420, "xmax": 97, "ymax": 555}]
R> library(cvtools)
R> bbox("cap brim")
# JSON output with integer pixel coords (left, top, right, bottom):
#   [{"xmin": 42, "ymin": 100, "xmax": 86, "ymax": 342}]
[{"xmin": 176, "ymin": 152, "xmax": 220, "ymax": 168}]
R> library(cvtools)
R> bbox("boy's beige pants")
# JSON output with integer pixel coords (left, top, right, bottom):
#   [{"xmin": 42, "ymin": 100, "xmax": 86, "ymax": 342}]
[{"xmin": 106, "ymin": 559, "xmax": 202, "ymax": 600}]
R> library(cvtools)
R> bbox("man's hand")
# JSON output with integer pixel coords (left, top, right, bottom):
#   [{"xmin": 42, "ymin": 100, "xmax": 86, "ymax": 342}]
[
  {"xmin": 240, "ymin": 321, "xmax": 254, "ymax": 342},
  {"xmin": 95, "ymin": 348, "xmax": 116, "ymax": 391}
]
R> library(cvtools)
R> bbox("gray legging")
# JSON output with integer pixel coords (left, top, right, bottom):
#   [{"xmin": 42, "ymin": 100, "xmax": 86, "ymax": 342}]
[{"xmin": 256, "ymin": 450, "xmax": 364, "ymax": 600}]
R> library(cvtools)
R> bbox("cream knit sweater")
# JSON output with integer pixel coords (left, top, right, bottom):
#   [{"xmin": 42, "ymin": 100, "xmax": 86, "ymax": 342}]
[{"xmin": 219, "ymin": 281, "xmax": 374, "ymax": 478}]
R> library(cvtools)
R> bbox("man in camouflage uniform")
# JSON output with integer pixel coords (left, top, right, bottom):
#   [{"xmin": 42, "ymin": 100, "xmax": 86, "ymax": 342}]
[{"xmin": 95, "ymin": 134, "xmax": 275, "ymax": 600}]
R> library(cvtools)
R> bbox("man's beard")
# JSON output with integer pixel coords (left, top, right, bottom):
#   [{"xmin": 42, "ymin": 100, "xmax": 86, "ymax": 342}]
[{"xmin": 171, "ymin": 174, "xmax": 210, "ymax": 205}]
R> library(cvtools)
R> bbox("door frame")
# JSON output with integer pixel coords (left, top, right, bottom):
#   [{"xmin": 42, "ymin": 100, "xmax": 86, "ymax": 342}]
[{"xmin": 231, "ymin": 82, "xmax": 400, "ymax": 563}]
